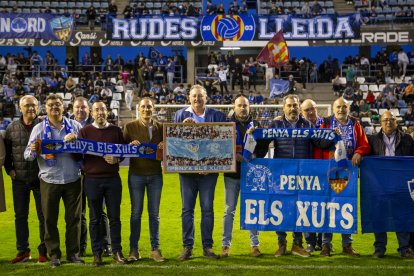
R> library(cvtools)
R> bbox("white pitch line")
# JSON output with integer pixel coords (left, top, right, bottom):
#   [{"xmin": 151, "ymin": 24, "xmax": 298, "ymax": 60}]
[{"xmin": 20, "ymin": 263, "xmax": 414, "ymax": 270}]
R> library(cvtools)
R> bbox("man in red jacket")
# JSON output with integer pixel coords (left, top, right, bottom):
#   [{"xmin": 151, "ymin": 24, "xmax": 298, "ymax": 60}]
[{"xmin": 319, "ymin": 97, "xmax": 371, "ymax": 257}]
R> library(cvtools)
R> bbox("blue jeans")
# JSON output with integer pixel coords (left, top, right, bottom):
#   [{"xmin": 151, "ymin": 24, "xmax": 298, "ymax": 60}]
[
  {"xmin": 84, "ymin": 175, "xmax": 122, "ymax": 254},
  {"xmin": 180, "ymin": 173, "xmax": 218, "ymax": 249},
  {"xmin": 128, "ymin": 174, "xmax": 163, "ymax": 251},
  {"xmin": 222, "ymin": 176, "xmax": 259, "ymax": 247},
  {"xmin": 322, "ymin": 233, "xmax": 353, "ymax": 248},
  {"xmin": 374, "ymin": 232, "xmax": 411, "ymax": 255},
  {"xmin": 12, "ymin": 179, "xmax": 46, "ymax": 255}
]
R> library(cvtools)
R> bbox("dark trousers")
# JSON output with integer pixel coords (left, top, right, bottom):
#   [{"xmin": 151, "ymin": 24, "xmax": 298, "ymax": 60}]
[
  {"xmin": 220, "ymin": 81, "xmax": 228, "ymax": 95},
  {"xmin": 40, "ymin": 178, "xmax": 82, "ymax": 259},
  {"xmin": 12, "ymin": 179, "xmax": 46, "ymax": 255},
  {"xmin": 410, "ymin": 233, "xmax": 414, "ymax": 250},
  {"xmin": 232, "ymin": 74, "xmax": 243, "ymax": 91},
  {"xmin": 84, "ymin": 175, "xmax": 122, "ymax": 255},
  {"xmin": 305, "ymin": 232, "xmax": 322, "ymax": 247},
  {"xmin": 80, "ymin": 176, "xmax": 111, "ymax": 252}
]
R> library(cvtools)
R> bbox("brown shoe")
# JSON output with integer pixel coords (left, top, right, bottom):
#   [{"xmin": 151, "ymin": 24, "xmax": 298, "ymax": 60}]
[
  {"xmin": 342, "ymin": 245, "xmax": 360, "ymax": 257},
  {"xmin": 150, "ymin": 249, "xmax": 165, "ymax": 262},
  {"xmin": 127, "ymin": 249, "xmax": 141, "ymax": 262},
  {"xmin": 251, "ymin": 246, "xmax": 261, "ymax": 257},
  {"xmin": 178, "ymin": 247, "xmax": 192, "ymax": 261},
  {"xmin": 291, "ymin": 244, "xmax": 310, "ymax": 257},
  {"xmin": 113, "ymin": 251, "xmax": 127, "ymax": 264},
  {"xmin": 93, "ymin": 254, "xmax": 104, "ymax": 267},
  {"xmin": 320, "ymin": 244, "xmax": 331, "ymax": 257},
  {"xmin": 275, "ymin": 241, "xmax": 287, "ymax": 257},
  {"xmin": 220, "ymin": 246, "xmax": 230, "ymax": 258}
]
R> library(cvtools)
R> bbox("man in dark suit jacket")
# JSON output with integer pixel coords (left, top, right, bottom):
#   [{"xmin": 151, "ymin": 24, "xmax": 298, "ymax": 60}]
[{"xmin": 174, "ymin": 85, "xmax": 226, "ymax": 260}]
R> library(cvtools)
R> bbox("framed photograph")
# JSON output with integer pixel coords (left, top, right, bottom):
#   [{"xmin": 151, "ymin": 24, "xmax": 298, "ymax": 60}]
[{"xmin": 163, "ymin": 122, "xmax": 237, "ymax": 173}]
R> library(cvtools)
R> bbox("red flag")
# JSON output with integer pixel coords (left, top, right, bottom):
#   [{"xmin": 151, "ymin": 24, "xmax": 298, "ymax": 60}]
[{"xmin": 256, "ymin": 30, "xmax": 289, "ymax": 68}]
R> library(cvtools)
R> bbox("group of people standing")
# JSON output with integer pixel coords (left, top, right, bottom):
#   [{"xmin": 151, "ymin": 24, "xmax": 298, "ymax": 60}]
[{"xmin": 1, "ymin": 83, "xmax": 414, "ymax": 268}]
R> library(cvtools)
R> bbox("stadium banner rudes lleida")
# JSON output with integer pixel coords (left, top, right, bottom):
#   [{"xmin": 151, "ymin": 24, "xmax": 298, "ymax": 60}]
[
  {"xmin": 0, "ymin": 12, "xmax": 74, "ymax": 41},
  {"xmin": 240, "ymin": 158, "xmax": 358, "ymax": 234},
  {"xmin": 108, "ymin": 14, "xmax": 361, "ymax": 41}
]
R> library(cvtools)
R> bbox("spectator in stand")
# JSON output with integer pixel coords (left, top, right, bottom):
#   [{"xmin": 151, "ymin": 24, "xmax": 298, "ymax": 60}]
[
  {"xmin": 403, "ymin": 81, "xmax": 414, "ymax": 103},
  {"xmin": 104, "ymin": 55, "xmax": 114, "ymax": 78},
  {"xmin": 366, "ymin": 90, "xmax": 376, "ymax": 106},
  {"xmin": 359, "ymin": 100, "xmax": 372, "ymax": 118},
  {"xmin": 398, "ymin": 49, "xmax": 409, "ymax": 79},
  {"xmin": 248, "ymin": 91, "xmax": 255, "ymax": 104},
  {"xmin": 299, "ymin": 60, "xmax": 308, "ymax": 90},
  {"xmin": 217, "ymin": 3, "xmax": 225, "ymax": 14},
  {"xmin": 108, "ymin": 1, "xmax": 118, "ymax": 17},
  {"xmin": 65, "ymin": 76, "xmax": 76, "ymax": 94},
  {"xmin": 173, "ymin": 84, "xmax": 186, "ymax": 95},
  {"xmin": 269, "ymin": 2, "xmax": 278, "ymax": 15},
  {"xmin": 389, "ymin": 50, "xmax": 399, "ymax": 78},
  {"xmin": 211, "ymin": 91, "xmax": 223, "ymax": 104},
  {"xmin": 255, "ymin": 91, "xmax": 264, "ymax": 104},
  {"xmin": 206, "ymin": 0, "xmax": 217, "ymax": 15},
  {"xmin": 123, "ymin": 5, "xmax": 133, "ymax": 19},
  {"xmin": 312, "ymin": 0, "xmax": 323, "ymax": 16},
  {"xmin": 217, "ymin": 65, "xmax": 229, "ymax": 95},
  {"xmin": 386, "ymin": 91, "xmax": 398, "ymax": 108},
  {"xmin": 231, "ymin": 58, "xmax": 243, "ymax": 92},
  {"xmin": 86, "ymin": 6, "xmax": 97, "ymax": 31},
  {"xmin": 248, "ymin": 57, "xmax": 257, "ymax": 91},
  {"xmin": 91, "ymin": 52, "xmax": 103, "ymax": 73},
  {"xmin": 30, "ymin": 51, "xmax": 43, "ymax": 77},
  {"xmin": 45, "ymin": 52, "xmax": 55, "ymax": 73},
  {"xmin": 288, "ymin": 74, "xmax": 297, "ymax": 93},
  {"xmin": 405, "ymin": 105, "xmax": 414, "ymax": 126},
  {"xmin": 240, "ymin": 1, "xmax": 248, "ymax": 14},
  {"xmin": 345, "ymin": 65, "xmax": 356, "ymax": 86},
  {"xmin": 166, "ymin": 57, "xmax": 175, "ymax": 90}
]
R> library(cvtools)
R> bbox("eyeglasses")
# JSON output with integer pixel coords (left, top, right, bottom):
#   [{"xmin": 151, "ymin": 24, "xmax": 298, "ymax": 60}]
[
  {"xmin": 381, "ymin": 118, "xmax": 396, "ymax": 123},
  {"xmin": 46, "ymin": 102, "xmax": 62, "ymax": 108}
]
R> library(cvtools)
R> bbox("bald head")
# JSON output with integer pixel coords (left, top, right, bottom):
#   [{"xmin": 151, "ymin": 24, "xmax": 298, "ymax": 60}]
[
  {"xmin": 333, "ymin": 98, "xmax": 350, "ymax": 124},
  {"xmin": 381, "ymin": 110, "xmax": 398, "ymax": 137},
  {"xmin": 301, "ymin": 99, "xmax": 318, "ymax": 124}
]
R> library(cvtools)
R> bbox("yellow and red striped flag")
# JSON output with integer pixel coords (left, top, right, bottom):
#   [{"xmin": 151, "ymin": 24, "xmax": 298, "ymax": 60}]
[{"xmin": 256, "ymin": 30, "xmax": 289, "ymax": 67}]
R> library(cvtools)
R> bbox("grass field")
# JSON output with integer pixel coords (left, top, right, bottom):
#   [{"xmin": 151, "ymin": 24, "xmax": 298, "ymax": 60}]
[{"xmin": 0, "ymin": 167, "xmax": 413, "ymax": 275}]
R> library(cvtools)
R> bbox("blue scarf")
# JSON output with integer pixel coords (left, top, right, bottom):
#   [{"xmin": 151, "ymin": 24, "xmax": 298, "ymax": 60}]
[
  {"xmin": 42, "ymin": 117, "xmax": 74, "ymax": 167},
  {"xmin": 331, "ymin": 117, "xmax": 356, "ymax": 160}
]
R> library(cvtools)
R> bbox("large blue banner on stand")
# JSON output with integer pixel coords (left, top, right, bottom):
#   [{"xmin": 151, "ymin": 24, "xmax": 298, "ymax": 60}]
[
  {"xmin": 240, "ymin": 158, "xmax": 358, "ymax": 233},
  {"xmin": 360, "ymin": 156, "xmax": 414, "ymax": 233},
  {"xmin": 0, "ymin": 13, "xmax": 74, "ymax": 41}
]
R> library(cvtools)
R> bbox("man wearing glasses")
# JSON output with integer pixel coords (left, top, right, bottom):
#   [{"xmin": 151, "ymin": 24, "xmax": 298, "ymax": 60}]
[
  {"xmin": 25, "ymin": 94, "xmax": 83, "ymax": 267},
  {"xmin": 368, "ymin": 111, "xmax": 414, "ymax": 258}
]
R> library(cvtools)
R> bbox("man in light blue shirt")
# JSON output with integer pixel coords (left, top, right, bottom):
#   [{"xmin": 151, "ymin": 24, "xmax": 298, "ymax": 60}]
[{"xmin": 25, "ymin": 94, "xmax": 83, "ymax": 267}]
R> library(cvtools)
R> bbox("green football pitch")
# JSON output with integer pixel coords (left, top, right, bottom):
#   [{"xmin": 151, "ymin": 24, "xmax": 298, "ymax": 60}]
[{"xmin": 0, "ymin": 167, "xmax": 413, "ymax": 275}]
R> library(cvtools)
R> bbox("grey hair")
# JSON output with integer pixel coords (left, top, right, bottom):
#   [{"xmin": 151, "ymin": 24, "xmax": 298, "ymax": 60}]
[
  {"xmin": 19, "ymin": 95, "xmax": 38, "ymax": 107},
  {"xmin": 282, "ymin": 94, "xmax": 300, "ymax": 106}
]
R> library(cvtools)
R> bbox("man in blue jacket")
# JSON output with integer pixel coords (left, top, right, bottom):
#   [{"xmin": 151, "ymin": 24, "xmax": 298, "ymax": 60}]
[{"xmin": 174, "ymin": 85, "xmax": 226, "ymax": 260}]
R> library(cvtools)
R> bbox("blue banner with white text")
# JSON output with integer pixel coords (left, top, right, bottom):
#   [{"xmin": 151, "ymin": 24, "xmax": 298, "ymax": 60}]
[
  {"xmin": 108, "ymin": 14, "xmax": 361, "ymax": 41},
  {"xmin": 0, "ymin": 13, "xmax": 74, "ymax": 41},
  {"xmin": 41, "ymin": 138, "xmax": 159, "ymax": 159},
  {"xmin": 240, "ymin": 158, "xmax": 358, "ymax": 233},
  {"xmin": 360, "ymin": 156, "xmax": 414, "ymax": 233}
]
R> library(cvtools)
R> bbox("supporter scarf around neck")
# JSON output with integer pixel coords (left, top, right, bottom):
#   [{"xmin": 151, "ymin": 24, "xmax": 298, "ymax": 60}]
[
  {"xmin": 43, "ymin": 116, "xmax": 73, "ymax": 167},
  {"xmin": 330, "ymin": 117, "xmax": 356, "ymax": 160},
  {"xmin": 236, "ymin": 120, "xmax": 254, "ymax": 154}
]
